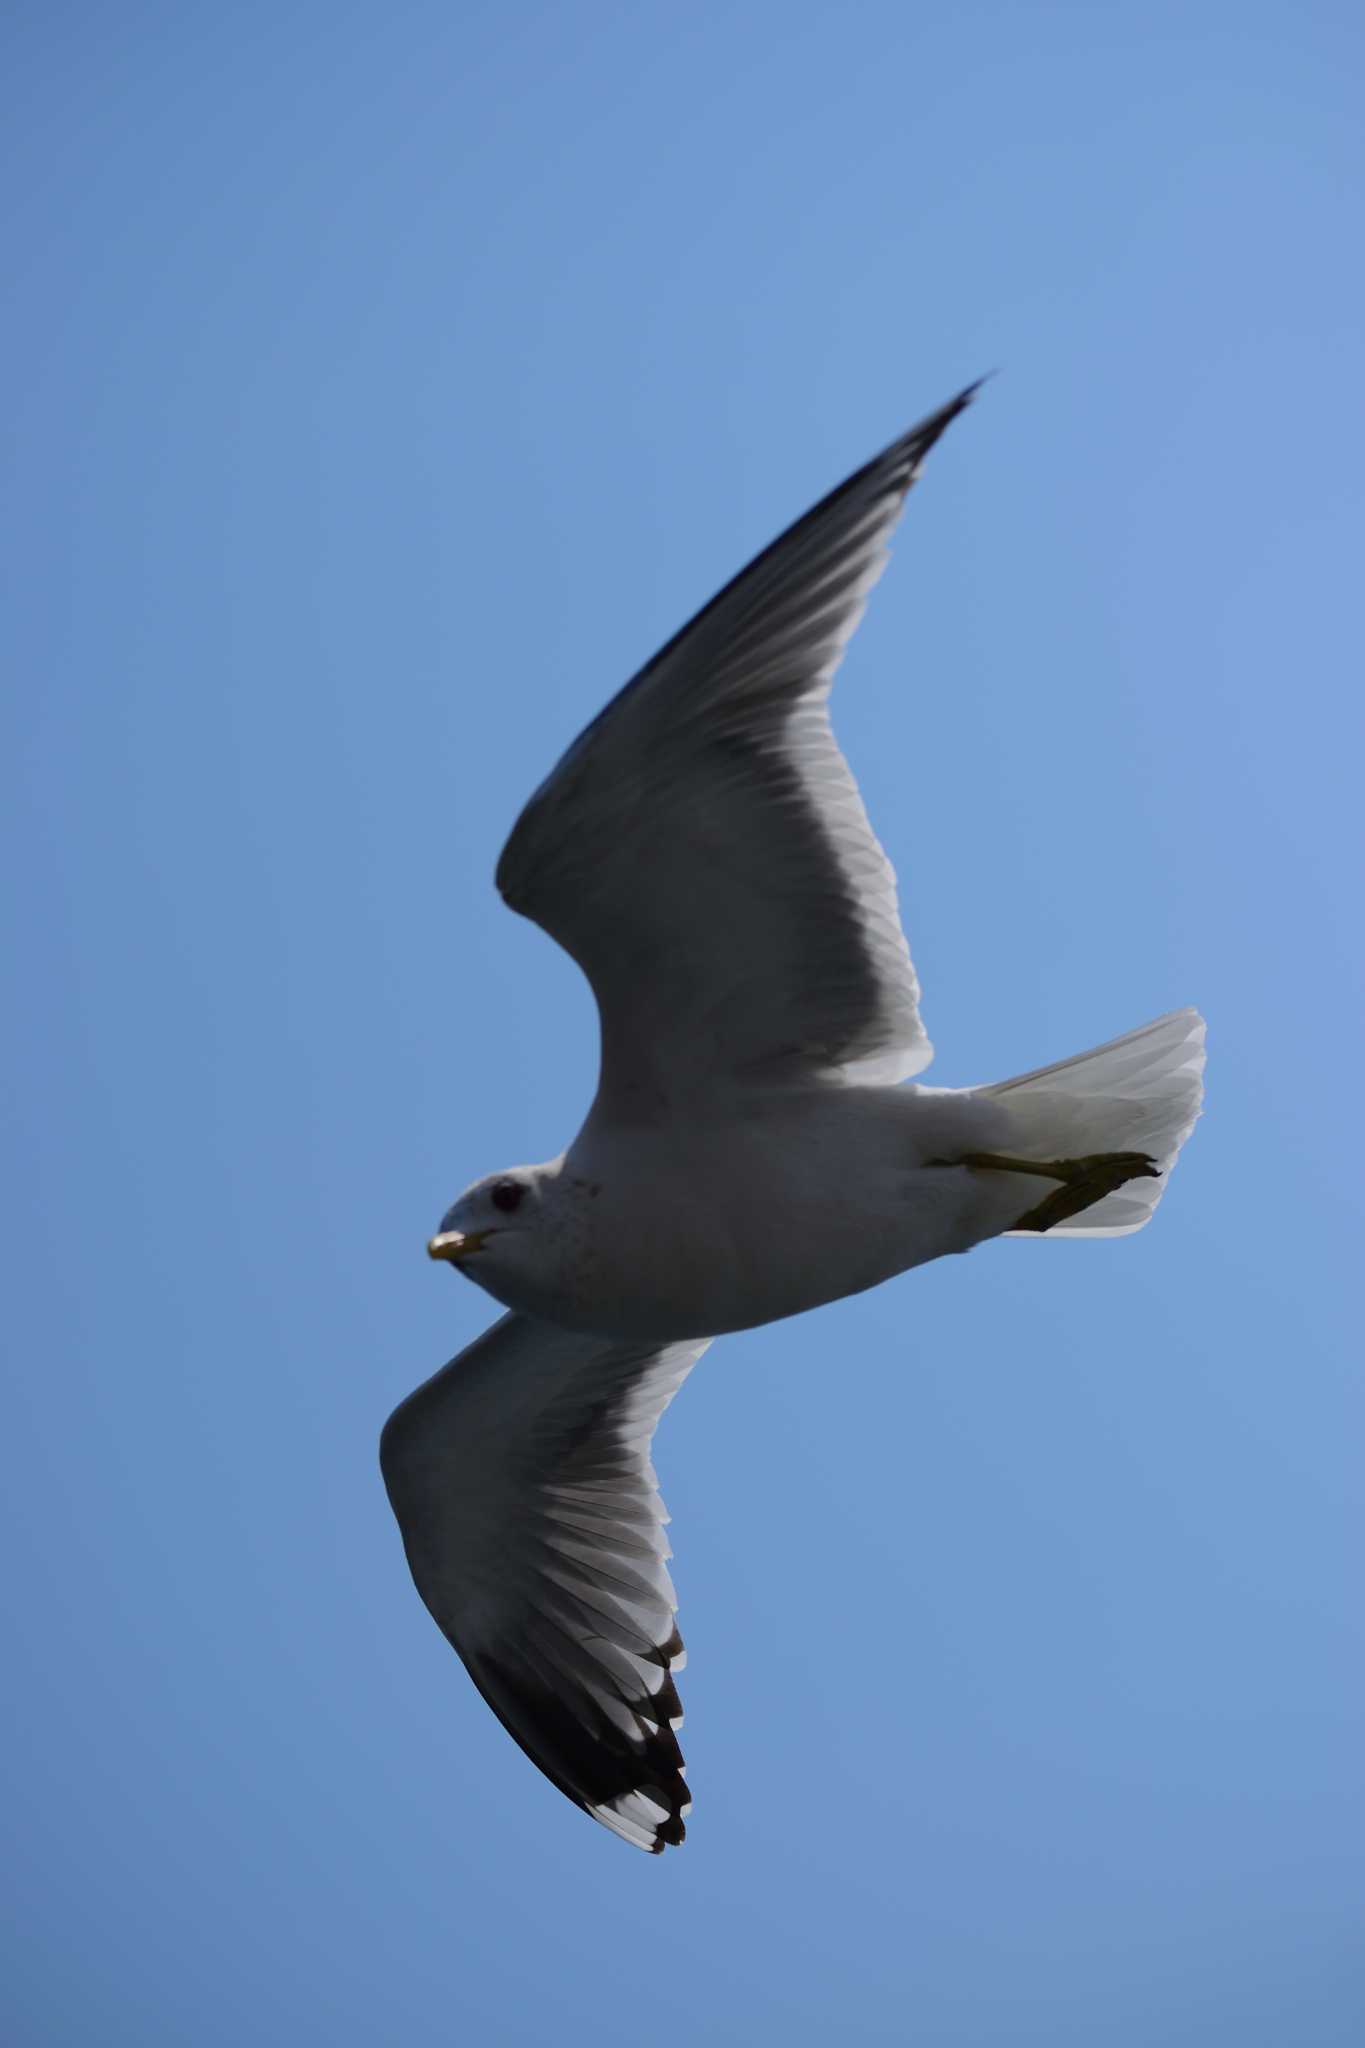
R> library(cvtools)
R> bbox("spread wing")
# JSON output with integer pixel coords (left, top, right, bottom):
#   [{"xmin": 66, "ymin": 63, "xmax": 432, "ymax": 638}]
[
  {"xmin": 380, "ymin": 1313, "xmax": 710, "ymax": 1853},
  {"xmin": 496, "ymin": 384, "xmax": 981, "ymax": 1117}
]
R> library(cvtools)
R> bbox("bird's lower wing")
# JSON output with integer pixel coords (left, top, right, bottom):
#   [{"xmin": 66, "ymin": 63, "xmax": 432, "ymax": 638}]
[{"xmin": 380, "ymin": 1313, "xmax": 711, "ymax": 1852}]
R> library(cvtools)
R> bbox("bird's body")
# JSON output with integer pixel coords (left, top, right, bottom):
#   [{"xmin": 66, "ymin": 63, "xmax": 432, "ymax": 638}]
[
  {"xmin": 475, "ymin": 1082, "xmax": 1025, "ymax": 1341},
  {"xmin": 381, "ymin": 385, "xmax": 1206, "ymax": 1853}
]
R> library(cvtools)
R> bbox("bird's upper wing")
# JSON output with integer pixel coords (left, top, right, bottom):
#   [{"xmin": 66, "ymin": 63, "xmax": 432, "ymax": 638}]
[
  {"xmin": 496, "ymin": 385, "xmax": 980, "ymax": 1117},
  {"xmin": 380, "ymin": 1312, "xmax": 710, "ymax": 1853}
]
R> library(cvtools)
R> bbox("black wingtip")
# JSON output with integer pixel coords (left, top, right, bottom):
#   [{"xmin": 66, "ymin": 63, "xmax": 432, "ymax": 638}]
[
  {"xmin": 953, "ymin": 370, "xmax": 999, "ymax": 409},
  {"xmin": 896, "ymin": 375, "xmax": 993, "ymax": 467}
]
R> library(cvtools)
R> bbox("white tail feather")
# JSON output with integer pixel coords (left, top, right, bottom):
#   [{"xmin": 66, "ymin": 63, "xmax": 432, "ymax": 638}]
[{"xmin": 986, "ymin": 1008, "xmax": 1206, "ymax": 1237}]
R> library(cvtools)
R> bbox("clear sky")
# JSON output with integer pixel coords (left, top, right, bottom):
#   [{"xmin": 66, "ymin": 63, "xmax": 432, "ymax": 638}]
[{"xmin": 5, "ymin": 2, "xmax": 1363, "ymax": 2042}]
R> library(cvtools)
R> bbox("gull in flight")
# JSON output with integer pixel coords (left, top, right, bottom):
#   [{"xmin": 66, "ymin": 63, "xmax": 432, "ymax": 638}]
[{"xmin": 381, "ymin": 386, "xmax": 1205, "ymax": 1853}]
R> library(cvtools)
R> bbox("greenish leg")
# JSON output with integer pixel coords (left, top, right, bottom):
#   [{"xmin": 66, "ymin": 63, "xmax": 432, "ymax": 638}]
[{"xmin": 929, "ymin": 1150, "xmax": 1161, "ymax": 1233}]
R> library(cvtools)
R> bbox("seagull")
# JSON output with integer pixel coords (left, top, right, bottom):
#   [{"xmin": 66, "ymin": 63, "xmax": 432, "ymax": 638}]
[{"xmin": 380, "ymin": 385, "xmax": 1205, "ymax": 1853}]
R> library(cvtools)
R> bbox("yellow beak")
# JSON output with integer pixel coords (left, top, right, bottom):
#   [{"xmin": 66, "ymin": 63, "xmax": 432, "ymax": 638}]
[{"xmin": 427, "ymin": 1230, "xmax": 488, "ymax": 1264}]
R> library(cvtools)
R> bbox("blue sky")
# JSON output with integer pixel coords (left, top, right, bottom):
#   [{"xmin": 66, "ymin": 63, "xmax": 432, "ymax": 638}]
[{"xmin": 5, "ymin": 1, "xmax": 1363, "ymax": 2041}]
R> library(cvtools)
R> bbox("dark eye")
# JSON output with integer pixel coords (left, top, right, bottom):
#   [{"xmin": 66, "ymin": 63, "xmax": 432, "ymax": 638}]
[{"xmin": 490, "ymin": 1180, "xmax": 523, "ymax": 1215}]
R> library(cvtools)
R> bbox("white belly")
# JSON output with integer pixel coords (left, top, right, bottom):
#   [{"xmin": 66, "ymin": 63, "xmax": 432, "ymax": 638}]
[{"xmin": 556, "ymin": 1082, "xmax": 1023, "ymax": 1340}]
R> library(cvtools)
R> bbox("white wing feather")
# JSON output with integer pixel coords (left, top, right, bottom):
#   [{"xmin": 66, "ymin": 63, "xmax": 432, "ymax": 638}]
[
  {"xmin": 381, "ymin": 1313, "xmax": 710, "ymax": 1853},
  {"xmin": 497, "ymin": 387, "xmax": 982, "ymax": 1117}
]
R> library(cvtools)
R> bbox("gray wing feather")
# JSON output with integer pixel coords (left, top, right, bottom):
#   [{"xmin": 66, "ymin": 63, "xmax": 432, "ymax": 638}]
[
  {"xmin": 496, "ymin": 386, "xmax": 981, "ymax": 1115},
  {"xmin": 380, "ymin": 1313, "xmax": 710, "ymax": 1853}
]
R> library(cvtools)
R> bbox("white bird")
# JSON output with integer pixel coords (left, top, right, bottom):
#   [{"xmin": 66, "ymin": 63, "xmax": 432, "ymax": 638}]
[{"xmin": 381, "ymin": 386, "xmax": 1205, "ymax": 1853}]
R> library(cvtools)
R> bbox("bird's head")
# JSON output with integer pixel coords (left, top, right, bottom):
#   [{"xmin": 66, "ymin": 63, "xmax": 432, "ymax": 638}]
[{"xmin": 426, "ymin": 1163, "xmax": 569, "ymax": 1314}]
